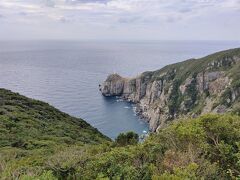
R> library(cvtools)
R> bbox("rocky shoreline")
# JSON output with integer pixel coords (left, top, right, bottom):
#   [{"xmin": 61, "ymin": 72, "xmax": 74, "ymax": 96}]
[{"xmin": 99, "ymin": 48, "xmax": 240, "ymax": 131}]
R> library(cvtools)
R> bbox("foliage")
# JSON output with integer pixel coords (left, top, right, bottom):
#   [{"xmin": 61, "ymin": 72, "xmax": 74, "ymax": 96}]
[
  {"xmin": 115, "ymin": 131, "xmax": 139, "ymax": 146},
  {"xmin": 2, "ymin": 113, "xmax": 239, "ymax": 179},
  {"xmin": 168, "ymin": 79, "xmax": 182, "ymax": 117},
  {"xmin": 20, "ymin": 171, "xmax": 57, "ymax": 180},
  {"xmin": 1, "ymin": 88, "xmax": 240, "ymax": 179},
  {"xmin": 153, "ymin": 48, "xmax": 240, "ymax": 81},
  {"xmin": 0, "ymin": 88, "xmax": 110, "ymax": 149},
  {"xmin": 184, "ymin": 74, "xmax": 198, "ymax": 110},
  {"xmin": 0, "ymin": 88, "xmax": 110, "ymax": 179}
]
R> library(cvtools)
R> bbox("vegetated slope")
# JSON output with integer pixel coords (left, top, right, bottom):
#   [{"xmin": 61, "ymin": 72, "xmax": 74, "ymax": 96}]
[
  {"xmin": 13, "ymin": 114, "xmax": 240, "ymax": 179},
  {"xmin": 0, "ymin": 88, "xmax": 110, "ymax": 178},
  {"xmin": 0, "ymin": 88, "xmax": 109, "ymax": 148},
  {"xmin": 100, "ymin": 48, "xmax": 240, "ymax": 131}
]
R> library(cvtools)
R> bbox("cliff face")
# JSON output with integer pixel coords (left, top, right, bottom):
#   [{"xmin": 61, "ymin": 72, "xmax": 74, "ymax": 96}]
[{"xmin": 100, "ymin": 48, "xmax": 240, "ymax": 131}]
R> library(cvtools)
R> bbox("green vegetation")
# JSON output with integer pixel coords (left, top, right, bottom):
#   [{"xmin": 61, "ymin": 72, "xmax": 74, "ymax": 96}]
[
  {"xmin": 168, "ymin": 79, "xmax": 182, "ymax": 117},
  {"xmin": 0, "ymin": 89, "xmax": 239, "ymax": 179},
  {"xmin": 153, "ymin": 48, "xmax": 240, "ymax": 81},
  {"xmin": 0, "ymin": 88, "xmax": 110, "ymax": 148},
  {"xmin": 0, "ymin": 88, "xmax": 110, "ymax": 179},
  {"xmin": 1, "ymin": 48, "xmax": 240, "ymax": 179},
  {"xmin": 184, "ymin": 74, "xmax": 198, "ymax": 110},
  {"xmin": 115, "ymin": 131, "xmax": 139, "ymax": 146},
  {"xmin": 3, "ymin": 114, "xmax": 238, "ymax": 179}
]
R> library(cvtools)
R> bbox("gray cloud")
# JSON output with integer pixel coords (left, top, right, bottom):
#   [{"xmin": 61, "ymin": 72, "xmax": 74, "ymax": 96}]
[
  {"xmin": 178, "ymin": 8, "xmax": 192, "ymax": 13},
  {"xmin": 118, "ymin": 16, "xmax": 142, "ymax": 24},
  {"xmin": 44, "ymin": 0, "xmax": 55, "ymax": 7},
  {"xmin": 165, "ymin": 16, "xmax": 182, "ymax": 23},
  {"xmin": 59, "ymin": 16, "xmax": 70, "ymax": 23},
  {"xmin": 18, "ymin": 12, "xmax": 27, "ymax": 16},
  {"xmin": 0, "ymin": 0, "xmax": 239, "ymax": 40},
  {"xmin": 65, "ymin": 0, "xmax": 111, "ymax": 4}
]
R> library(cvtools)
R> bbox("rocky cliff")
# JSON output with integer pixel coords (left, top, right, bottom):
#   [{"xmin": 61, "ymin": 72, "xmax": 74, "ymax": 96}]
[{"xmin": 100, "ymin": 48, "xmax": 240, "ymax": 131}]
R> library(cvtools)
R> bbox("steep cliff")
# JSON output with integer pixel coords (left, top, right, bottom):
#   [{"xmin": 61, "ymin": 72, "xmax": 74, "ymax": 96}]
[{"xmin": 100, "ymin": 48, "xmax": 240, "ymax": 131}]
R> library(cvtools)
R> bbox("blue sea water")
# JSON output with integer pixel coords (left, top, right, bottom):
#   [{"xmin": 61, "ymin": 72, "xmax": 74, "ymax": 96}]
[{"xmin": 0, "ymin": 40, "xmax": 239, "ymax": 139}]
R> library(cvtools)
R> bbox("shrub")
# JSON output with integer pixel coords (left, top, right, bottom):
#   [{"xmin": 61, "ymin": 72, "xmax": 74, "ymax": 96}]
[{"xmin": 115, "ymin": 131, "xmax": 139, "ymax": 146}]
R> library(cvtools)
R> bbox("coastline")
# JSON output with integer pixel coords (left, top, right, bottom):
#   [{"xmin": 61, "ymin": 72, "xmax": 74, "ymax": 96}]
[{"xmin": 99, "ymin": 48, "xmax": 240, "ymax": 132}]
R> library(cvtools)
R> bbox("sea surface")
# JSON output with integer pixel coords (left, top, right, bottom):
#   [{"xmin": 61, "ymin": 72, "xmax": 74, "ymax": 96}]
[{"xmin": 0, "ymin": 40, "xmax": 239, "ymax": 139}]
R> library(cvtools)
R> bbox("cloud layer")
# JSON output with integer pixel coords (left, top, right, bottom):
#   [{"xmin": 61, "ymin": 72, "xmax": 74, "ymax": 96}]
[{"xmin": 0, "ymin": 0, "xmax": 240, "ymax": 40}]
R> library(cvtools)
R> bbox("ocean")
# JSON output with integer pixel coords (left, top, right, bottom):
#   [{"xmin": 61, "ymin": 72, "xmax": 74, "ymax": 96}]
[{"xmin": 0, "ymin": 40, "xmax": 239, "ymax": 138}]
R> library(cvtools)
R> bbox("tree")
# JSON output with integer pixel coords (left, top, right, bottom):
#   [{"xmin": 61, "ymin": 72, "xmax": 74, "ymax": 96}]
[{"xmin": 115, "ymin": 131, "xmax": 139, "ymax": 146}]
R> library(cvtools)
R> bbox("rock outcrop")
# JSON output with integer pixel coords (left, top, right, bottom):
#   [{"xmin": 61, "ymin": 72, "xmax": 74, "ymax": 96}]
[
  {"xmin": 100, "ymin": 74, "xmax": 125, "ymax": 96},
  {"xmin": 100, "ymin": 48, "xmax": 240, "ymax": 131}
]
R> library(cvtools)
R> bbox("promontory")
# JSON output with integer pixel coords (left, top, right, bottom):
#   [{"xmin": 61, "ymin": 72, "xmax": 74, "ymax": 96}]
[{"xmin": 100, "ymin": 48, "xmax": 240, "ymax": 131}]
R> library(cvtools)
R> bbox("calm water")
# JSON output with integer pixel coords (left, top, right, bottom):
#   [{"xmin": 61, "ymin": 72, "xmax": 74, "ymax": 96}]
[{"xmin": 0, "ymin": 40, "xmax": 239, "ymax": 139}]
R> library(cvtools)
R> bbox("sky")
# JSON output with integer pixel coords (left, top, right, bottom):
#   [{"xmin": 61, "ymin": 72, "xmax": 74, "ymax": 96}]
[{"xmin": 0, "ymin": 0, "xmax": 240, "ymax": 40}]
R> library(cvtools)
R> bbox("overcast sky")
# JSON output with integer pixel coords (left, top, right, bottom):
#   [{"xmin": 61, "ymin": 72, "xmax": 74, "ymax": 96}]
[{"xmin": 0, "ymin": 0, "xmax": 240, "ymax": 40}]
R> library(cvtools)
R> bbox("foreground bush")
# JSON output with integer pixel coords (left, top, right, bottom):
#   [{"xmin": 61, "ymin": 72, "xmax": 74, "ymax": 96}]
[{"xmin": 1, "ymin": 114, "xmax": 239, "ymax": 179}]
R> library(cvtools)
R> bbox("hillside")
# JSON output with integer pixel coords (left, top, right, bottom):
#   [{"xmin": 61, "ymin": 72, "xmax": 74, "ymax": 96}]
[
  {"xmin": 0, "ymin": 88, "xmax": 110, "ymax": 147},
  {"xmin": 100, "ymin": 48, "xmax": 240, "ymax": 131},
  {"xmin": 0, "ymin": 88, "xmax": 110, "ymax": 178}
]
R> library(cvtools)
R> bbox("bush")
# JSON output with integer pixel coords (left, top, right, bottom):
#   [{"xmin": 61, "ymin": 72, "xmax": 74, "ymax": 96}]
[
  {"xmin": 115, "ymin": 131, "xmax": 139, "ymax": 146},
  {"xmin": 20, "ymin": 171, "xmax": 57, "ymax": 180}
]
